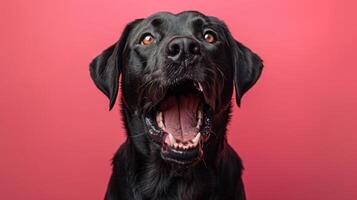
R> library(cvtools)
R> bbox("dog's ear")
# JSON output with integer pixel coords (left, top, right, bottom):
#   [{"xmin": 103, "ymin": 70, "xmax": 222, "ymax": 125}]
[
  {"xmin": 232, "ymin": 41, "xmax": 263, "ymax": 107},
  {"xmin": 90, "ymin": 19, "xmax": 142, "ymax": 110}
]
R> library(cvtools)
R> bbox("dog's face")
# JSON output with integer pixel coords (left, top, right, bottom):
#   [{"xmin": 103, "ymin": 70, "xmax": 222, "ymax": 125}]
[{"xmin": 90, "ymin": 11, "xmax": 263, "ymax": 165}]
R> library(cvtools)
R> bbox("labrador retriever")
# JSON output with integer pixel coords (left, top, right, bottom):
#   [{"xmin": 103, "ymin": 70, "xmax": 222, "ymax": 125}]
[{"xmin": 90, "ymin": 11, "xmax": 263, "ymax": 200}]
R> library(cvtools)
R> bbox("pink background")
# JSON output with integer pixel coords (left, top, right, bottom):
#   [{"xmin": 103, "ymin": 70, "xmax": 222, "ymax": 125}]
[{"xmin": 1, "ymin": 0, "xmax": 356, "ymax": 199}]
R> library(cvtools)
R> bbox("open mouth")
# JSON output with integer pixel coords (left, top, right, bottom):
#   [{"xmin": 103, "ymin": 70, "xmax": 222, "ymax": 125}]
[{"xmin": 145, "ymin": 80, "xmax": 213, "ymax": 165}]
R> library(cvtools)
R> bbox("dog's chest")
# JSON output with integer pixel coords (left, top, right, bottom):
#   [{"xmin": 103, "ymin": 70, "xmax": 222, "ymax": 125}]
[{"xmin": 135, "ymin": 168, "xmax": 215, "ymax": 200}]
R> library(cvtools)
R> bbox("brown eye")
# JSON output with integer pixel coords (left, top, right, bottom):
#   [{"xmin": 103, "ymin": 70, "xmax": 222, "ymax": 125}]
[
  {"xmin": 140, "ymin": 34, "xmax": 154, "ymax": 45},
  {"xmin": 204, "ymin": 32, "xmax": 216, "ymax": 43}
]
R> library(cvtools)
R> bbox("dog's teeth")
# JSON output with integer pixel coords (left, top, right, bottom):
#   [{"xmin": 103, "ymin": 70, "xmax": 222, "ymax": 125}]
[
  {"xmin": 156, "ymin": 112, "xmax": 165, "ymax": 129},
  {"xmin": 197, "ymin": 110, "xmax": 203, "ymax": 119},
  {"xmin": 196, "ymin": 110, "xmax": 203, "ymax": 128},
  {"xmin": 174, "ymin": 143, "xmax": 178, "ymax": 148},
  {"xmin": 156, "ymin": 111, "xmax": 162, "ymax": 121},
  {"xmin": 194, "ymin": 81, "xmax": 204, "ymax": 92},
  {"xmin": 158, "ymin": 121, "xmax": 165, "ymax": 129},
  {"xmin": 196, "ymin": 118, "xmax": 202, "ymax": 129},
  {"xmin": 168, "ymin": 134, "xmax": 176, "ymax": 146},
  {"xmin": 192, "ymin": 133, "xmax": 201, "ymax": 145},
  {"xmin": 198, "ymin": 83, "xmax": 203, "ymax": 92},
  {"xmin": 179, "ymin": 143, "xmax": 183, "ymax": 149}
]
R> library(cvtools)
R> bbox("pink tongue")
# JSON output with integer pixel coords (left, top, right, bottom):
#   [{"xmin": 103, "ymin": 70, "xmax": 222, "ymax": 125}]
[{"xmin": 161, "ymin": 94, "xmax": 200, "ymax": 142}]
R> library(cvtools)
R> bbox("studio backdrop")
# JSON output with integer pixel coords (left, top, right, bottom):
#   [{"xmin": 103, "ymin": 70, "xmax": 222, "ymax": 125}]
[{"xmin": 1, "ymin": 0, "xmax": 356, "ymax": 199}]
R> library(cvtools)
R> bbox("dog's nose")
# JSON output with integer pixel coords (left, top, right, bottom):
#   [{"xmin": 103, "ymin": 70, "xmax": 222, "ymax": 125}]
[{"xmin": 167, "ymin": 37, "xmax": 200, "ymax": 62}]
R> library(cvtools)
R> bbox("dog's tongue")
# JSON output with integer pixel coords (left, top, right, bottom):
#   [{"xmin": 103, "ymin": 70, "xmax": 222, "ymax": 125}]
[{"xmin": 160, "ymin": 94, "xmax": 200, "ymax": 141}]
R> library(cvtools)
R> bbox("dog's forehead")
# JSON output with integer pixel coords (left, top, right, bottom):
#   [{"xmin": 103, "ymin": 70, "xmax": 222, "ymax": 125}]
[
  {"xmin": 147, "ymin": 11, "xmax": 208, "ymax": 23},
  {"xmin": 136, "ymin": 11, "xmax": 213, "ymax": 33}
]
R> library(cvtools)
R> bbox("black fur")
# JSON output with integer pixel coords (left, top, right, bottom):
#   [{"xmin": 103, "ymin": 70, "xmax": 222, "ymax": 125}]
[{"xmin": 90, "ymin": 11, "xmax": 263, "ymax": 200}]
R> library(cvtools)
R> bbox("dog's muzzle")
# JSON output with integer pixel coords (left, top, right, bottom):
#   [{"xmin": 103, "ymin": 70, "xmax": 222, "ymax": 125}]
[{"xmin": 144, "ymin": 80, "xmax": 213, "ymax": 165}]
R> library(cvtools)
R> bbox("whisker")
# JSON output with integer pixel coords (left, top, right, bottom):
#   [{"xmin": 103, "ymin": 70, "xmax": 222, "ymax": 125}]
[
  {"xmin": 215, "ymin": 64, "xmax": 226, "ymax": 80},
  {"xmin": 129, "ymin": 133, "xmax": 147, "ymax": 138}
]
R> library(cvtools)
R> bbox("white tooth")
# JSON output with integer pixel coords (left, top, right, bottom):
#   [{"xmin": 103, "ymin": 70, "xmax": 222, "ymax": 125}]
[
  {"xmin": 156, "ymin": 111, "xmax": 162, "ymax": 121},
  {"xmin": 196, "ymin": 110, "xmax": 203, "ymax": 128},
  {"xmin": 174, "ymin": 143, "xmax": 178, "ymax": 148},
  {"xmin": 192, "ymin": 133, "xmax": 201, "ymax": 145},
  {"xmin": 196, "ymin": 118, "xmax": 202, "ymax": 129},
  {"xmin": 179, "ymin": 143, "xmax": 183, "ymax": 149},
  {"xmin": 197, "ymin": 110, "xmax": 203, "ymax": 119},
  {"xmin": 168, "ymin": 134, "xmax": 175, "ymax": 146},
  {"xmin": 156, "ymin": 112, "xmax": 164, "ymax": 129},
  {"xmin": 158, "ymin": 122, "xmax": 164, "ymax": 129},
  {"xmin": 198, "ymin": 83, "xmax": 203, "ymax": 92}
]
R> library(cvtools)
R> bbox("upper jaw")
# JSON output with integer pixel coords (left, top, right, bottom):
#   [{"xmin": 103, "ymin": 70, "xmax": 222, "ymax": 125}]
[{"xmin": 139, "ymin": 77, "xmax": 217, "ymax": 114}]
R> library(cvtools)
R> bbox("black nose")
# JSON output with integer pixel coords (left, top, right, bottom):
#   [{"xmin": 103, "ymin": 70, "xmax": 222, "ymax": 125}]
[{"xmin": 167, "ymin": 37, "xmax": 200, "ymax": 62}]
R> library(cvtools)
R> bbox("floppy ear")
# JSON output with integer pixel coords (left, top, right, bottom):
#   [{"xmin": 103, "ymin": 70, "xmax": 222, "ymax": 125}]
[
  {"xmin": 232, "ymin": 41, "xmax": 263, "ymax": 107},
  {"xmin": 90, "ymin": 19, "xmax": 142, "ymax": 110}
]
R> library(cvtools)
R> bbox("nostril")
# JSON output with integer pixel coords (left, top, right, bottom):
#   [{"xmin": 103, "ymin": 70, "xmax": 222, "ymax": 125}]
[
  {"xmin": 168, "ymin": 43, "xmax": 181, "ymax": 56},
  {"xmin": 189, "ymin": 43, "xmax": 200, "ymax": 55},
  {"xmin": 167, "ymin": 37, "xmax": 200, "ymax": 61}
]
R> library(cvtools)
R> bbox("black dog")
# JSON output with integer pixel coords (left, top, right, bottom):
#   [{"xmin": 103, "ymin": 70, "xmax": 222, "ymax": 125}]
[{"xmin": 90, "ymin": 11, "xmax": 263, "ymax": 200}]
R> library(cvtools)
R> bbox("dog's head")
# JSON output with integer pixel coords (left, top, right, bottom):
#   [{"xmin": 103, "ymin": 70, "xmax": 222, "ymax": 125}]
[{"xmin": 90, "ymin": 11, "xmax": 263, "ymax": 165}]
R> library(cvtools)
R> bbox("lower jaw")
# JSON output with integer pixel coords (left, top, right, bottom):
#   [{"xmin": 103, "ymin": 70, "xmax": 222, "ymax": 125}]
[{"xmin": 160, "ymin": 143, "xmax": 203, "ymax": 165}]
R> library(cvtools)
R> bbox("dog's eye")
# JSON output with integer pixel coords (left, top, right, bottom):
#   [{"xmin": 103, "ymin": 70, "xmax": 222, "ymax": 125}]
[
  {"xmin": 140, "ymin": 34, "xmax": 154, "ymax": 45},
  {"xmin": 204, "ymin": 32, "xmax": 216, "ymax": 43}
]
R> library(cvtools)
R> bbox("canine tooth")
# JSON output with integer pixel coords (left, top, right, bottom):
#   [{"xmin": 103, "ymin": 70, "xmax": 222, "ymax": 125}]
[
  {"xmin": 196, "ymin": 109, "xmax": 203, "ymax": 128},
  {"xmin": 197, "ymin": 110, "xmax": 203, "ymax": 119},
  {"xmin": 168, "ymin": 134, "xmax": 175, "ymax": 145},
  {"xmin": 156, "ymin": 111, "xmax": 162, "ymax": 121},
  {"xmin": 158, "ymin": 121, "xmax": 165, "ymax": 129},
  {"xmin": 179, "ymin": 143, "xmax": 183, "ymax": 149},
  {"xmin": 174, "ymin": 143, "xmax": 178, "ymax": 148},
  {"xmin": 192, "ymin": 133, "xmax": 201, "ymax": 145},
  {"xmin": 156, "ymin": 112, "xmax": 165, "ymax": 129},
  {"xmin": 198, "ymin": 83, "xmax": 203, "ymax": 92},
  {"xmin": 196, "ymin": 110, "xmax": 203, "ymax": 129},
  {"xmin": 196, "ymin": 118, "xmax": 202, "ymax": 129}
]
